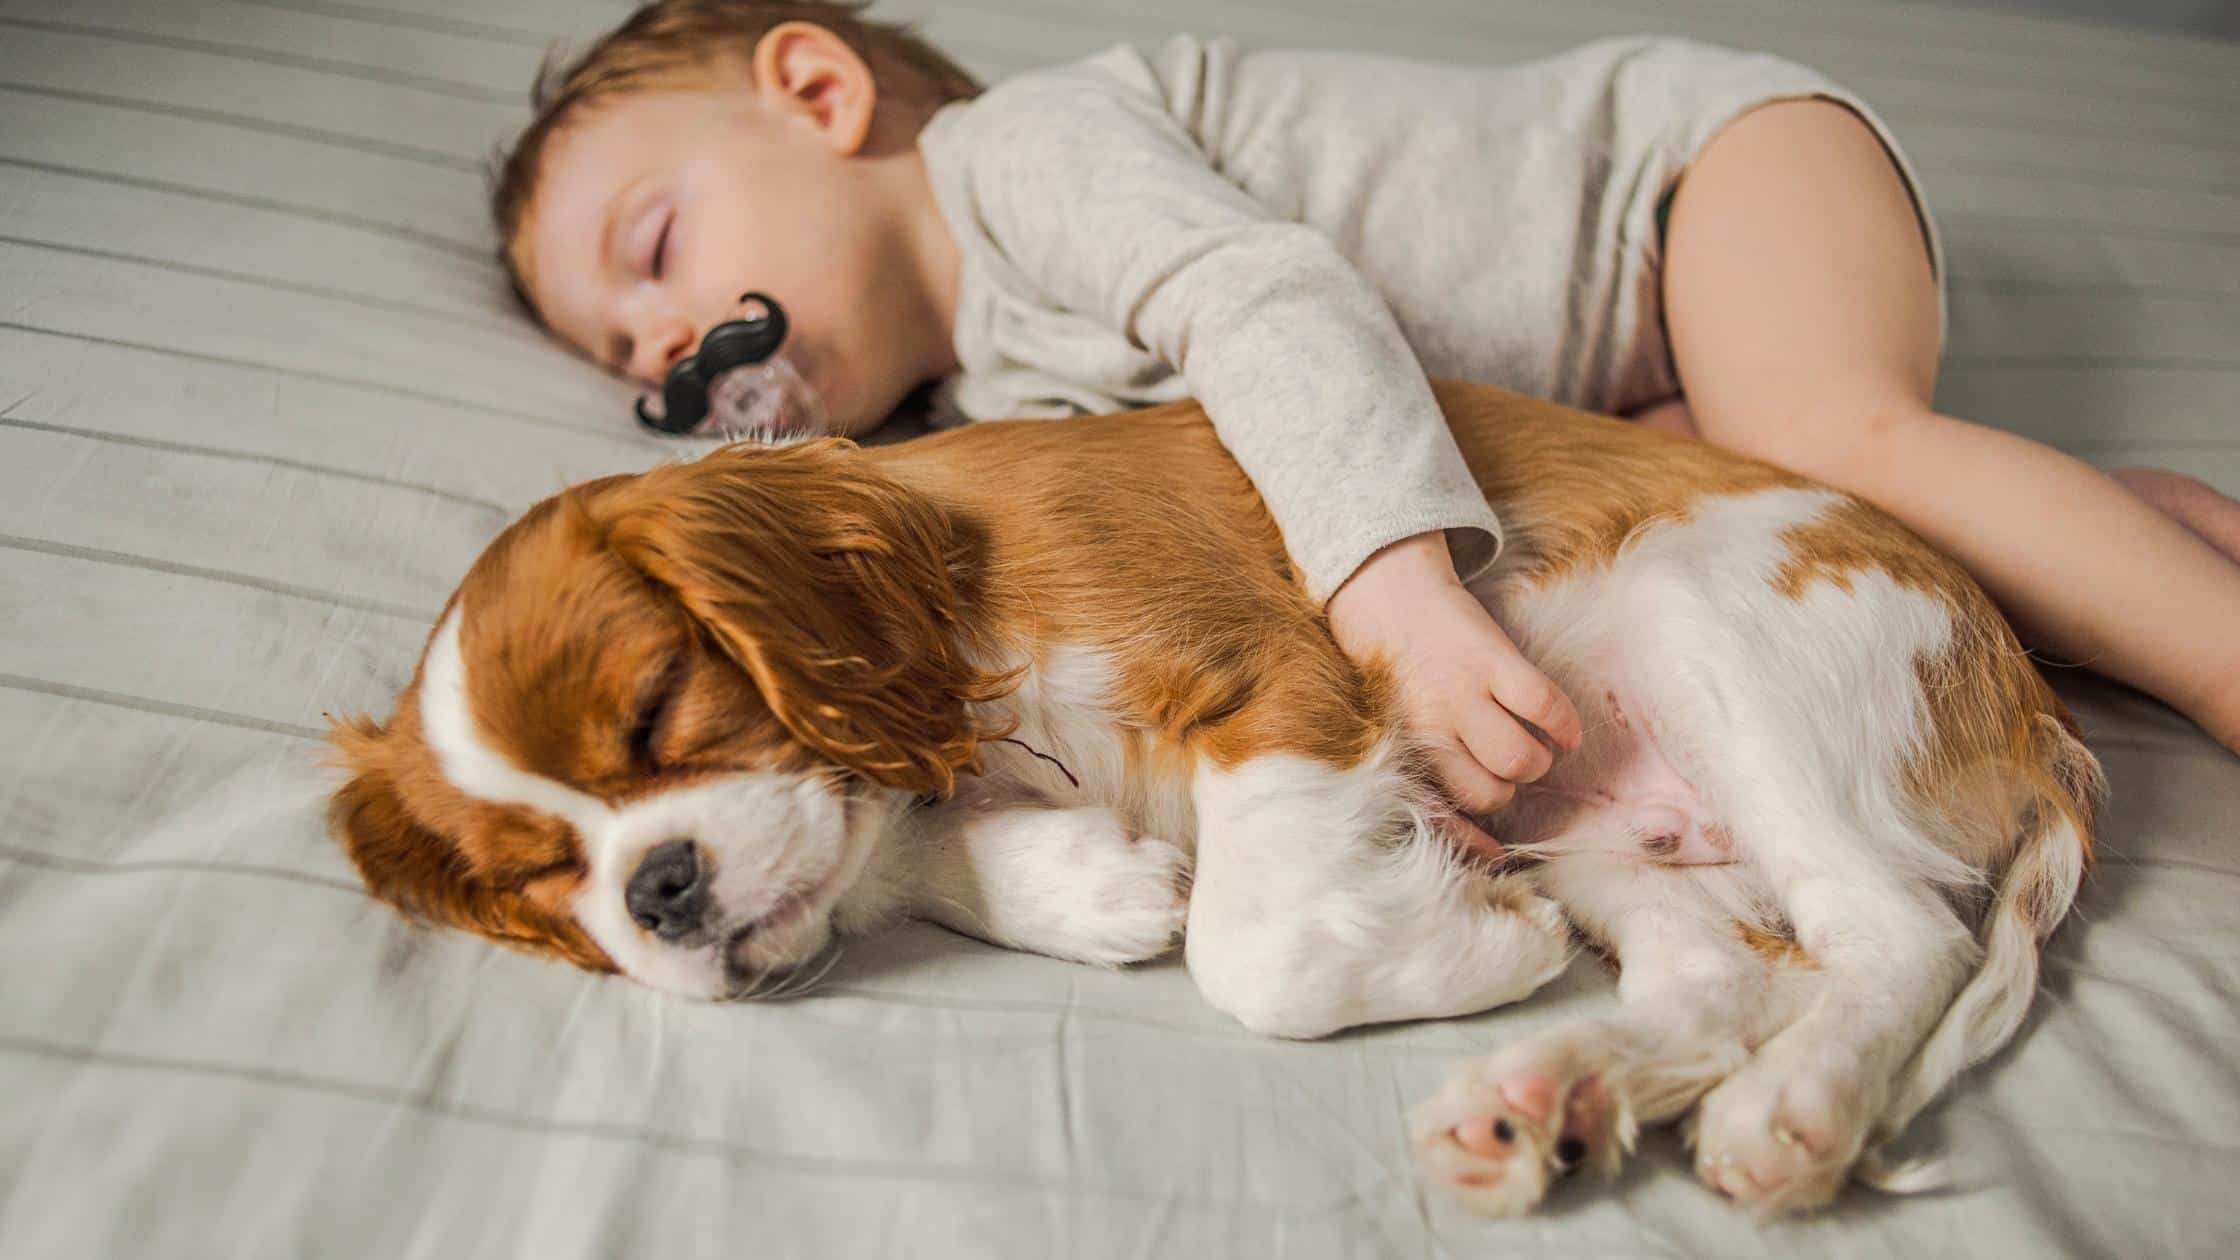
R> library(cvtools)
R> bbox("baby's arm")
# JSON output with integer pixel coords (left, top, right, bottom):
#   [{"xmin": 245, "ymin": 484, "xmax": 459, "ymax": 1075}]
[
  {"xmin": 945, "ymin": 73, "xmax": 1581, "ymax": 821},
  {"xmin": 1327, "ymin": 532, "xmax": 1581, "ymax": 826}
]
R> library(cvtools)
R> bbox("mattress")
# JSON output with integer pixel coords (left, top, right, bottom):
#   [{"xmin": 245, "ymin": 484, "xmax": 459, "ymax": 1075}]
[{"xmin": 3, "ymin": 0, "xmax": 2237, "ymax": 1255}]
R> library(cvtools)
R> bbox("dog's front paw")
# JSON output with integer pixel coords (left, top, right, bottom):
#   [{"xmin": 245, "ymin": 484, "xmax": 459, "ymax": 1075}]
[{"xmin": 993, "ymin": 808, "xmax": 1191, "ymax": 966}]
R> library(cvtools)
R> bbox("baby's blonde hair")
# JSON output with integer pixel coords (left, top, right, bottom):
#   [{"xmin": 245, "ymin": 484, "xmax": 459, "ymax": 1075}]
[{"xmin": 491, "ymin": 0, "xmax": 979, "ymax": 321}]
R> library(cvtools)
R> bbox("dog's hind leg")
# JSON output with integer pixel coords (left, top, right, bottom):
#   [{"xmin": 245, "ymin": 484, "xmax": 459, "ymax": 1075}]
[
  {"xmin": 1412, "ymin": 854, "xmax": 1798, "ymax": 1218},
  {"xmin": 1682, "ymin": 815, "xmax": 1978, "ymax": 1216}
]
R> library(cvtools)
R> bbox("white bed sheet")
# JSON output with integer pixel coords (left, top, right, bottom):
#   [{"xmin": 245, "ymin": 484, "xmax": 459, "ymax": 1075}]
[{"xmin": 3, "ymin": 1, "xmax": 2237, "ymax": 1255}]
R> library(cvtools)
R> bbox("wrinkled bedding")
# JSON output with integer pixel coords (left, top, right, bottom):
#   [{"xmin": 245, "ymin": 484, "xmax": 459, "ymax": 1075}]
[{"xmin": 3, "ymin": 0, "xmax": 2237, "ymax": 1255}]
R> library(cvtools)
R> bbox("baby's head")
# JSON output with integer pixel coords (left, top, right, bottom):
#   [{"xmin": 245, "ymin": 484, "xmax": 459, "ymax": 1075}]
[{"xmin": 493, "ymin": 1, "xmax": 979, "ymax": 434}]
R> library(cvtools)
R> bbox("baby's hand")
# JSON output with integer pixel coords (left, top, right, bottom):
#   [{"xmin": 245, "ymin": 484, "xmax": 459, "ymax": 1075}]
[{"xmin": 1326, "ymin": 533, "xmax": 1582, "ymax": 836}]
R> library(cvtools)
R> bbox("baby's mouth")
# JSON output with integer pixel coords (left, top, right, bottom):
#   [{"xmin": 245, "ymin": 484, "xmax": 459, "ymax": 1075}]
[
  {"xmin": 635, "ymin": 292, "xmax": 831, "ymax": 438},
  {"xmin": 701, "ymin": 356, "xmax": 830, "ymax": 441}
]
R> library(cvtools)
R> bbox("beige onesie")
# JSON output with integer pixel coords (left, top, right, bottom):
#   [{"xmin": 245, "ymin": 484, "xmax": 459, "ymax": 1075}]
[{"xmin": 918, "ymin": 35, "xmax": 1944, "ymax": 602}]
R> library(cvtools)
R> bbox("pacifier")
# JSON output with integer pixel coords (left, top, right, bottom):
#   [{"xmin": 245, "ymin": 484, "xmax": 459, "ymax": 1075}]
[{"xmin": 634, "ymin": 293, "xmax": 828, "ymax": 439}]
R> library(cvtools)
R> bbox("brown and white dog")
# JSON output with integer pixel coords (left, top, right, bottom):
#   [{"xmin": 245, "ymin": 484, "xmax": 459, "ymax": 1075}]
[{"xmin": 329, "ymin": 380, "xmax": 2099, "ymax": 1217}]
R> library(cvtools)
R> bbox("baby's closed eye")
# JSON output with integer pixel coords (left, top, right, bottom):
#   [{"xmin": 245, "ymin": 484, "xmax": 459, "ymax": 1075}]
[{"xmin": 649, "ymin": 211, "xmax": 673, "ymax": 278}]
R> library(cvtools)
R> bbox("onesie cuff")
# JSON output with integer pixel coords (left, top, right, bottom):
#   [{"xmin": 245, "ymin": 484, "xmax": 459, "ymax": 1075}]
[{"xmin": 1304, "ymin": 506, "xmax": 1506, "ymax": 609}]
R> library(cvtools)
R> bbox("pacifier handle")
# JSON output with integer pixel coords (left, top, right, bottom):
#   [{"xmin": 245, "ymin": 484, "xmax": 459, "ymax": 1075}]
[{"xmin": 634, "ymin": 292, "xmax": 790, "ymax": 435}]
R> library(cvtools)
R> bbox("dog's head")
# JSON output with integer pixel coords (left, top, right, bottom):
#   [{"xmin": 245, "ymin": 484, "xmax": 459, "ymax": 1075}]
[{"xmin": 329, "ymin": 440, "xmax": 1008, "ymax": 996}]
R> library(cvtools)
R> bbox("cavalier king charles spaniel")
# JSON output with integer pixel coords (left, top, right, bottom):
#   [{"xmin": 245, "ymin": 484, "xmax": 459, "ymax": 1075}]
[{"xmin": 329, "ymin": 380, "xmax": 2098, "ymax": 1217}]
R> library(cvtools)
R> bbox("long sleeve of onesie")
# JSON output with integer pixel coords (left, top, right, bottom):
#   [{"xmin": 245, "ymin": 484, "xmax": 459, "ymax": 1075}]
[{"xmin": 919, "ymin": 71, "xmax": 1503, "ymax": 606}]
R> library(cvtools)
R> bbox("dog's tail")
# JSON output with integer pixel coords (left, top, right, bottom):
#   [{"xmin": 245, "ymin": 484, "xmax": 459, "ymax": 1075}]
[{"xmin": 1861, "ymin": 713, "xmax": 2103, "ymax": 1191}]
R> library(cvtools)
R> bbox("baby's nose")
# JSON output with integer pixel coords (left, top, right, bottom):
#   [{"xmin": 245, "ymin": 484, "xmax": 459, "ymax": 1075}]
[{"xmin": 632, "ymin": 322, "xmax": 696, "ymax": 384}]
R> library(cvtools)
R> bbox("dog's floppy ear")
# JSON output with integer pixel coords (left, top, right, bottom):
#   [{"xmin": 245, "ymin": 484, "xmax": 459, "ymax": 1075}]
[
  {"xmin": 603, "ymin": 439, "xmax": 1013, "ymax": 795},
  {"xmin": 325, "ymin": 715, "xmax": 614, "ymax": 972}
]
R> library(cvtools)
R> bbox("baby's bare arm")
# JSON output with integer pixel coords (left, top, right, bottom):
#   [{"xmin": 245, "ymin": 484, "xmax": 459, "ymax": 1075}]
[
  {"xmin": 1659, "ymin": 98, "xmax": 2240, "ymax": 755},
  {"xmin": 1812, "ymin": 413, "xmax": 2240, "ymax": 749}
]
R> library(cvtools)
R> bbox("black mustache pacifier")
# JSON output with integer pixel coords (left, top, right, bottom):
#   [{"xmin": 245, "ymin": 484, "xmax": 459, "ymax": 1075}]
[{"xmin": 634, "ymin": 292, "xmax": 790, "ymax": 435}]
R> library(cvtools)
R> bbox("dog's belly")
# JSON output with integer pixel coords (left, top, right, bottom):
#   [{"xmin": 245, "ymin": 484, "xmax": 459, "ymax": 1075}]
[
  {"xmin": 1498, "ymin": 691, "xmax": 1732, "ymax": 865},
  {"xmin": 1467, "ymin": 485, "xmax": 1900, "ymax": 874}
]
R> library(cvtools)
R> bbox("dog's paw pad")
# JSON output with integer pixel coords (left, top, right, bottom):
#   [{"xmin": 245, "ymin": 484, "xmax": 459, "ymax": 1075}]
[
  {"xmin": 1413, "ymin": 1042, "xmax": 1625, "ymax": 1218},
  {"xmin": 1693, "ymin": 1064, "xmax": 1865, "ymax": 1215}
]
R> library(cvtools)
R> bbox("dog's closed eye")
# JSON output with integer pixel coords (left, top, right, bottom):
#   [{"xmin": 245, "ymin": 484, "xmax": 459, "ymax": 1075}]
[{"xmin": 626, "ymin": 669, "xmax": 678, "ymax": 771}]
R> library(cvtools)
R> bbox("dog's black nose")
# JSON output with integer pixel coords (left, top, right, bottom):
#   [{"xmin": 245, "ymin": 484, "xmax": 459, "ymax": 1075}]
[{"xmin": 626, "ymin": 840, "xmax": 708, "ymax": 940}]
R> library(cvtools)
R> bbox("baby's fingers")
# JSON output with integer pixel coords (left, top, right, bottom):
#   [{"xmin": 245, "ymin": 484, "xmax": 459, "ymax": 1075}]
[
  {"xmin": 1458, "ymin": 700, "xmax": 1554, "ymax": 787},
  {"xmin": 1488, "ymin": 653, "xmax": 1582, "ymax": 752},
  {"xmin": 1427, "ymin": 741, "xmax": 1515, "ymax": 815},
  {"xmin": 1434, "ymin": 814, "xmax": 1507, "ymax": 862}
]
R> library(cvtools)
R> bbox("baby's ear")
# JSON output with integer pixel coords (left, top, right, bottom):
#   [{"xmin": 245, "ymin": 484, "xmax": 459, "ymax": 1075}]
[
  {"xmin": 604, "ymin": 441, "xmax": 1010, "ymax": 795},
  {"xmin": 752, "ymin": 21, "xmax": 880, "ymax": 155}
]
